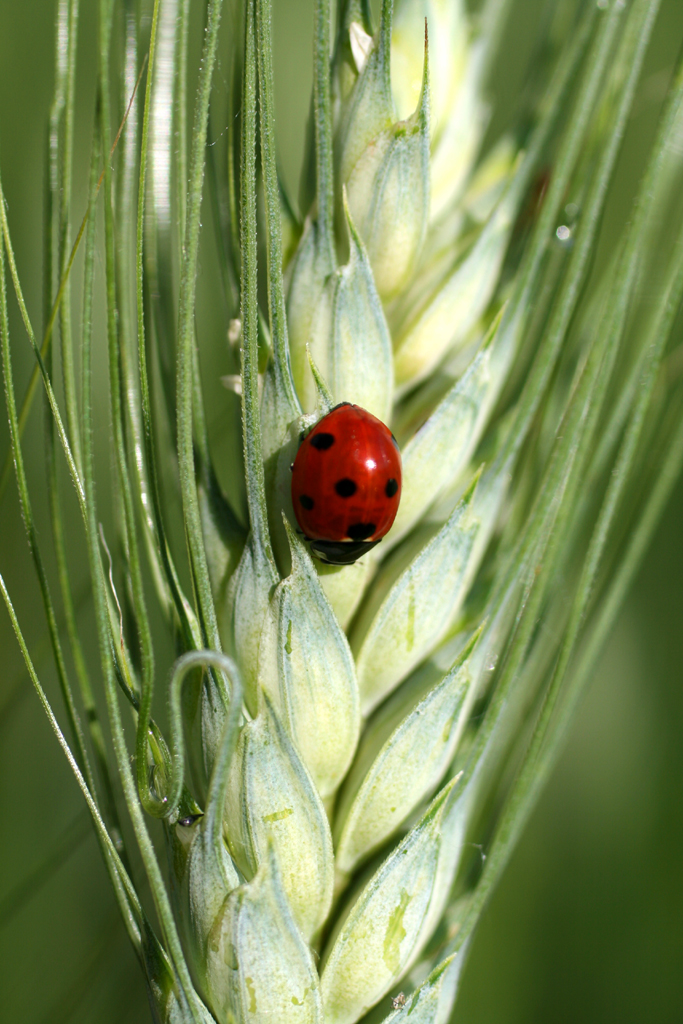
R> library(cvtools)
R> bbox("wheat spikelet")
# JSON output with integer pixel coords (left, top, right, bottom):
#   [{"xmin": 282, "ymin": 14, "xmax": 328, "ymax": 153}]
[{"xmin": 1, "ymin": 0, "xmax": 683, "ymax": 1022}]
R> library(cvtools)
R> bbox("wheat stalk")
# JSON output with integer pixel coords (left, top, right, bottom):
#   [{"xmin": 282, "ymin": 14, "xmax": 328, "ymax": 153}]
[{"xmin": 1, "ymin": 0, "xmax": 682, "ymax": 1021}]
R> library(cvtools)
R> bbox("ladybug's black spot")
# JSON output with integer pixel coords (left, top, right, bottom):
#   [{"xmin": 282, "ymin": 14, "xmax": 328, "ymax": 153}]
[
  {"xmin": 299, "ymin": 494, "xmax": 315, "ymax": 510},
  {"xmin": 348, "ymin": 522, "xmax": 376, "ymax": 541},
  {"xmin": 391, "ymin": 433, "xmax": 400, "ymax": 450},
  {"xmin": 335, "ymin": 478, "xmax": 357, "ymax": 498},
  {"xmin": 385, "ymin": 478, "xmax": 399, "ymax": 498},
  {"xmin": 310, "ymin": 432, "xmax": 335, "ymax": 450}
]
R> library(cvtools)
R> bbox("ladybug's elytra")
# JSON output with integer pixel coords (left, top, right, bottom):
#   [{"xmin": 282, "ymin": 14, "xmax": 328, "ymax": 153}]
[{"xmin": 291, "ymin": 403, "xmax": 402, "ymax": 565}]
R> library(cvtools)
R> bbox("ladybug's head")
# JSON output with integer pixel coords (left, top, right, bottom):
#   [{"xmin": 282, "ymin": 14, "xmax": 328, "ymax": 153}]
[{"xmin": 308, "ymin": 537, "xmax": 382, "ymax": 566}]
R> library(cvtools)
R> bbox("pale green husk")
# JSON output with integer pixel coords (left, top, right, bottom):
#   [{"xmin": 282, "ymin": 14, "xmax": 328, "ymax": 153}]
[{"xmin": 1, "ymin": 0, "xmax": 683, "ymax": 1022}]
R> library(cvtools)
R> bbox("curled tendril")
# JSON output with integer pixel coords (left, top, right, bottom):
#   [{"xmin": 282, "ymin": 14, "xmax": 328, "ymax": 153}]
[{"xmin": 160, "ymin": 650, "xmax": 244, "ymax": 823}]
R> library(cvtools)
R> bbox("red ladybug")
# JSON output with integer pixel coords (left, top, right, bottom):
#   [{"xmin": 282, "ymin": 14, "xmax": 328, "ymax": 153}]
[{"xmin": 291, "ymin": 403, "xmax": 402, "ymax": 565}]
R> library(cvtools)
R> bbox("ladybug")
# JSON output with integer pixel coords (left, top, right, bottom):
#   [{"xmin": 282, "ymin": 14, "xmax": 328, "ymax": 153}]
[{"xmin": 291, "ymin": 403, "xmax": 402, "ymax": 565}]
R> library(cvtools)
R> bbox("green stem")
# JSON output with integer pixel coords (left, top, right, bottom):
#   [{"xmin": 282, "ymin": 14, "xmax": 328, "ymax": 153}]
[
  {"xmin": 529, "ymin": 215, "xmax": 683, "ymax": 836},
  {"xmin": 314, "ymin": 0, "xmax": 336, "ymax": 266},
  {"xmin": 256, "ymin": 0, "xmax": 300, "ymax": 410},
  {"xmin": 177, "ymin": 0, "xmax": 191, "ymax": 239},
  {"xmin": 0, "ymin": 52, "xmax": 146, "ymax": 506},
  {"xmin": 0, "ymin": 180, "xmax": 85, "ymax": 510},
  {"xmin": 93, "ymin": 2, "xmax": 203, "ymax": 1010},
  {"xmin": 240, "ymin": 0, "xmax": 277, "ymax": 558},
  {"xmin": 0, "ymin": 213, "xmax": 96, "ymax": 806},
  {"xmin": 176, "ymin": 0, "xmax": 225, "ymax": 654},
  {"xmin": 73, "ymin": 115, "xmax": 130, "ymax": 858},
  {"xmin": 100, "ymin": 0, "xmax": 164, "ymax": 819},
  {"xmin": 451, "ymin": 401, "xmax": 683, "ymax": 973},
  {"xmin": 133, "ymin": 0, "xmax": 204, "ymax": 651},
  {"xmin": 0, "ymin": 573, "xmax": 145, "ymax": 953},
  {"xmin": 450, "ymin": 0, "xmax": 661, "ymax": 829},
  {"xmin": 500, "ymin": 1, "xmax": 622, "ymax": 470},
  {"xmin": 58, "ymin": 0, "xmax": 83, "ymax": 478},
  {"xmin": 166, "ymin": 651, "xmax": 243, "ymax": 829}
]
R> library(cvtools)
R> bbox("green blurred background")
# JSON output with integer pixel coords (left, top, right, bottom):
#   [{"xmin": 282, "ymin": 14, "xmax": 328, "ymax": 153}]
[{"xmin": 0, "ymin": 0, "xmax": 682, "ymax": 1021}]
